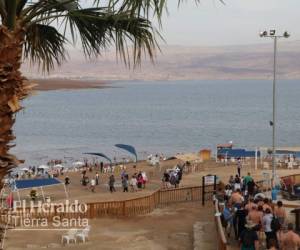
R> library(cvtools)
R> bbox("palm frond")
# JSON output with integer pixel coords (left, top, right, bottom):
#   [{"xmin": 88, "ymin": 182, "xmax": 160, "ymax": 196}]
[
  {"xmin": 24, "ymin": 23, "xmax": 68, "ymax": 71},
  {"xmin": 22, "ymin": 0, "xmax": 79, "ymax": 23},
  {"xmin": 107, "ymin": 0, "xmax": 168, "ymax": 25},
  {"xmin": 19, "ymin": 0, "xmax": 211, "ymax": 71},
  {"xmin": 63, "ymin": 8, "xmax": 159, "ymax": 66},
  {"xmin": 23, "ymin": 3, "xmax": 160, "ymax": 69}
]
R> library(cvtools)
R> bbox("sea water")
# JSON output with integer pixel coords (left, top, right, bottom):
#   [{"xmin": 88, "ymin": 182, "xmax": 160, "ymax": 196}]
[{"xmin": 12, "ymin": 80, "xmax": 300, "ymax": 164}]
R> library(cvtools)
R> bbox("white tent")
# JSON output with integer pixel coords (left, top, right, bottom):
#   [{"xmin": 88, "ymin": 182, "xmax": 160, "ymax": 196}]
[
  {"xmin": 38, "ymin": 165, "xmax": 49, "ymax": 170},
  {"xmin": 20, "ymin": 167, "xmax": 29, "ymax": 171},
  {"xmin": 54, "ymin": 164, "xmax": 64, "ymax": 168},
  {"xmin": 73, "ymin": 161, "xmax": 84, "ymax": 167}
]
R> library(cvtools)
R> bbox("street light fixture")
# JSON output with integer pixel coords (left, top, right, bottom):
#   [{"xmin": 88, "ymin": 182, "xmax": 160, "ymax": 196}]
[{"xmin": 259, "ymin": 30, "xmax": 290, "ymax": 187}]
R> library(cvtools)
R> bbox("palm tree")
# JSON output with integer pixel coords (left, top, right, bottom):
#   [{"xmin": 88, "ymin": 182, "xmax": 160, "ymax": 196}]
[
  {"xmin": 0, "ymin": 0, "xmax": 209, "ymax": 179},
  {"xmin": 0, "ymin": 0, "xmax": 171, "ymax": 177}
]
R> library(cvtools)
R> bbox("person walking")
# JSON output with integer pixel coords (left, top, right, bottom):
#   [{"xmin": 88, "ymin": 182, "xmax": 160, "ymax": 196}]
[
  {"xmin": 162, "ymin": 171, "xmax": 170, "ymax": 189},
  {"xmin": 229, "ymin": 189, "xmax": 244, "ymax": 208},
  {"xmin": 234, "ymin": 204, "xmax": 247, "ymax": 240},
  {"xmin": 95, "ymin": 172, "xmax": 99, "ymax": 185},
  {"xmin": 274, "ymin": 201, "xmax": 286, "ymax": 226},
  {"xmin": 229, "ymin": 175, "xmax": 235, "ymax": 189},
  {"xmin": 130, "ymin": 175, "xmax": 137, "ymax": 192},
  {"xmin": 281, "ymin": 223, "xmax": 300, "ymax": 250},
  {"xmin": 122, "ymin": 175, "xmax": 128, "ymax": 192},
  {"xmin": 65, "ymin": 176, "xmax": 70, "ymax": 186},
  {"xmin": 268, "ymin": 239, "xmax": 278, "ymax": 250},
  {"xmin": 263, "ymin": 208, "xmax": 276, "ymax": 249},
  {"xmin": 224, "ymin": 185, "xmax": 233, "ymax": 202},
  {"xmin": 239, "ymin": 220, "xmax": 259, "ymax": 250},
  {"xmin": 247, "ymin": 205, "xmax": 263, "ymax": 229},
  {"xmin": 141, "ymin": 172, "xmax": 147, "ymax": 189},
  {"xmin": 90, "ymin": 178, "xmax": 96, "ymax": 192},
  {"xmin": 222, "ymin": 203, "xmax": 233, "ymax": 237},
  {"xmin": 244, "ymin": 172, "xmax": 253, "ymax": 186},
  {"xmin": 237, "ymin": 158, "xmax": 242, "ymax": 177},
  {"xmin": 263, "ymin": 198, "xmax": 273, "ymax": 213},
  {"xmin": 137, "ymin": 172, "xmax": 143, "ymax": 189},
  {"xmin": 234, "ymin": 175, "xmax": 242, "ymax": 191},
  {"xmin": 246, "ymin": 179, "xmax": 257, "ymax": 197},
  {"xmin": 245, "ymin": 198, "xmax": 257, "ymax": 212},
  {"xmin": 109, "ymin": 174, "xmax": 116, "ymax": 193}
]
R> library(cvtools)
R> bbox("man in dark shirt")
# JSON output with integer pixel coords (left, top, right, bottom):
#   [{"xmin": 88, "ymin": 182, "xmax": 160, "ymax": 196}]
[
  {"xmin": 239, "ymin": 220, "xmax": 259, "ymax": 250},
  {"xmin": 65, "ymin": 176, "xmax": 70, "ymax": 185},
  {"xmin": 247, "ymin": 179, "xmax": 256, "ymax": 196},
  {"xmin": 234, "ymin": 204, "xmax": 248, "ymax": 240},
  {"xmin": 237, "ymin": 158, "xmax": 242, "ymax": 177}
]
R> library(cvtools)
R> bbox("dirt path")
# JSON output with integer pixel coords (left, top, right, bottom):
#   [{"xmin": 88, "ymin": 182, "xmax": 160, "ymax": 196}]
[{"xmin": 4, "ymin": 202, "xmax": 216, "ymax": 250}]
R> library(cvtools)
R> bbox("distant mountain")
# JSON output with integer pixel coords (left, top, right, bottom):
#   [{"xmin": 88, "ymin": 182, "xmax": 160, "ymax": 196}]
[{"xmin": 22, "ymin": 41, "xmax": 300, "ymax": 81}]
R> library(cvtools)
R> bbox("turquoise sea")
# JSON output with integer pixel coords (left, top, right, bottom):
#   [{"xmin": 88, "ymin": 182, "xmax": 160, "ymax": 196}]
[{"xmin": 12, "ymin": 80, "xmax": 300, "ymax": 164}]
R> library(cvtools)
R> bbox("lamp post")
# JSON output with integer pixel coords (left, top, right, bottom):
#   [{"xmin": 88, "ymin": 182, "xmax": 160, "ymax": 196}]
[{"xmin": 259, "ymin": 30, "xmax": 290, "ymax": 187}]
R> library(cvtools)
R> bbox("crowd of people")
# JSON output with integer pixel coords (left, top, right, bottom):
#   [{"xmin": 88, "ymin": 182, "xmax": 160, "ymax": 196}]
[
  {"xmin": 76, "ymin": 166, "xmax": 148, "ymax": 193},
  {"xmin": 108, "ymin": 171, "xmax": 148, "ymax": 193},
  {"xmin": 161, "ymin": 164, "xmax": 183, "ymax": 189},
  {"xmin": 215, "ymin": 171, "xmax": 300, "ymax": 250}
]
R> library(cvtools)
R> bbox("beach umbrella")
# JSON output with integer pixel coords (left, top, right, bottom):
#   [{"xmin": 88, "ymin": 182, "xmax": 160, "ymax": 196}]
[
  {"xmin": 38, "ymin": 165, "xmax": 49, "ymax": 169},
  {"xmin": 73, "ymin": 161, "xmax": 84, "ymax": 167},
  {"xmin": 115, "ymin": 144, "xmax": 137, "ymax": 162},
  {"xmin": 20, "ymin": 167, "xmax": 29, "ymax": 171},
  {"xmin": 54, "ymin": 164, "xmax": 64, "ymax": 168}
]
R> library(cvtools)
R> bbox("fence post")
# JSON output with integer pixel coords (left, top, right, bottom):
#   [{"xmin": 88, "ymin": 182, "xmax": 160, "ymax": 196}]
[
  {"xmin": 122, "ymin": 201, "xmax": 126, "ymax": 216},
  {"xmin": 202, "ymin": 177, "xmax": 205, "ymax": 206}
]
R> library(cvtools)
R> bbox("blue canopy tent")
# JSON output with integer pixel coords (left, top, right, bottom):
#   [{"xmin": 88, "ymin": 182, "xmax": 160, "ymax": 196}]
[
  {"xmin": 275, "ymin": 150, "xmax": 300, "ymax": 158},
  {"xmin": 218, "ymin": 148, "xmax": 261, "ymax": 158},
  {"xmin": 12, "ymin": 178, "xmax": 68, "ymax": 202},
  {"xmin": 115, "ymin": 144, "xmax": 138, "ymax": 162},
  {"xmin": 83, "ymin": 152, "xmax": 112, "ymax": 164}
]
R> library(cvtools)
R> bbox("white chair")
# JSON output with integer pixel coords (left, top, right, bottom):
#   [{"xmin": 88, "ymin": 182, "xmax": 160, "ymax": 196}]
[
  {"xmin": 76, "ymin": 226, "xmax": 90, "ymax": 243},
  {"xmin": 61, "ymin": 229, "xmax": 77, "ymax": 244}
]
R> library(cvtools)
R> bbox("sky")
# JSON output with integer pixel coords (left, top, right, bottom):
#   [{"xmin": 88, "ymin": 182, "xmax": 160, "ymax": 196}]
[{"xmin": 158, "ymin": 0, "xmax": 300, "ymax": 46}]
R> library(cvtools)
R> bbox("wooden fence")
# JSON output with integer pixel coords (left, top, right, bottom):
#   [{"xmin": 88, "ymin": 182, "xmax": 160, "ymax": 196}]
[
  {"xmin": 214, "ymin": 200, "xmax": 227, "ymax": 250},
  {"xmin": 84, "ymin": 185, "xmax": 214, "ymax": 218},
  {"xmin": 4, "ymin": 173, "xmax": 299, "ymax": 228},
  {"xmin": 0, "ymin": 185, "xmax": 216, "ymax": 226}
]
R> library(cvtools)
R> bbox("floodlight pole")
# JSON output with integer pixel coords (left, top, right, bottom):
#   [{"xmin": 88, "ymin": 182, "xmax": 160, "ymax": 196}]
[
  {"xmin": 260, "ymin": 30, "xmax": 290, "ymax": 187},
  {"xmin": 272, "ymin": 36, "xmax": 277, "ymax": 187}
]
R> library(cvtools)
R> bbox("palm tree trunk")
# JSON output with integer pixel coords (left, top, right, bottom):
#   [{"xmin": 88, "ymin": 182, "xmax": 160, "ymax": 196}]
[{"xmin": 0, "ymin": 25, "xmax": 32, "ymax": 181}]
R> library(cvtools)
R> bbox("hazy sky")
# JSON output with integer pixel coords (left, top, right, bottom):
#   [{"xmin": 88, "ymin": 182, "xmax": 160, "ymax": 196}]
[{"xmin": 159, "ymin": 0, "xmax": 300, "ymax": 46}]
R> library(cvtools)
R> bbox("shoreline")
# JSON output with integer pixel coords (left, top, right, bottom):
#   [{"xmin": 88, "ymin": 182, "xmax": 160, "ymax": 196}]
[{"xmin": 31, "ymin": 78, "xmax": 109, "ymax": 91}]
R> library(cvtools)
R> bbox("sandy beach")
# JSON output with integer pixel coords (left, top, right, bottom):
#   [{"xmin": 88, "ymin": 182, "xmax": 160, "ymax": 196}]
[
  {"xmin": 4, "ymin": 201, "xmax": 216, "ymax": 250},
  {"xmin": 3, "ymin": 158, "xmax": 211, "ymax": 250},
  {"xmin": 31, "ymin": 78, "xmax": 109, "ymax": 91},
  {"xmin": 3, "ymin": 159, "xmax": 300, "ymax": 249}
]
